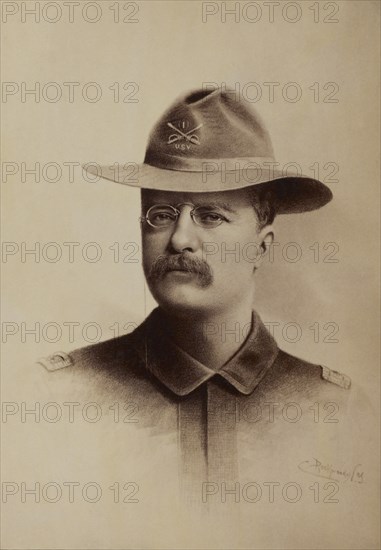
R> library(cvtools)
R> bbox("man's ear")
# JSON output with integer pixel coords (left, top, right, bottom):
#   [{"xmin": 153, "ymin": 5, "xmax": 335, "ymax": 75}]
[
  {"xmin": 260, "ymin": 225, "xmax": 274, "ymax": 252},
  {"xmin": 254, "ymin": 225, "xmax": 274, "ymax": 269}
]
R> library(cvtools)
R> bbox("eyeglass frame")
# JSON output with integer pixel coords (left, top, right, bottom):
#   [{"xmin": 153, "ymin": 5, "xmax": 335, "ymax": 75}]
[{"xmin": 139, "ymin": 202, "xmax": 227, "ymax": 229}]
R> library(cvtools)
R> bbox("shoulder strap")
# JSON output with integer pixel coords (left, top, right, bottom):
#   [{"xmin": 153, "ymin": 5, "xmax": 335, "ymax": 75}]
[
  {"xmin": 321, "ymin": 364, "xmax": 351, "ymax": 390},
  {"xmin": 36, "ymin": 351, "xmax": 74, "ymax": 372}
]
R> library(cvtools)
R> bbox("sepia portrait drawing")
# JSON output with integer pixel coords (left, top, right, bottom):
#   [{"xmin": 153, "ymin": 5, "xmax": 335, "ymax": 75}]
[
  {"xmin": 38, "ymin": 85, "xmax": 353, "ymax": 492},
  {"xmin": 2, "ymin": 1, "xmax": 379, "ymax": 549}
]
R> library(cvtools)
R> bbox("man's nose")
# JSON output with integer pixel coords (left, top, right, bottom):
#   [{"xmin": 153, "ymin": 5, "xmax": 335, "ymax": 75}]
[{"xmin": 169, "ymin": 207, "xmax": 200, "ymax": 253}]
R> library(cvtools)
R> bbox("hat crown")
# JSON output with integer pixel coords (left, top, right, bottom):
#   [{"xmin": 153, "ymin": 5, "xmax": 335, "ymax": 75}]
[{"xmin": 144, "ymin": 88, "xmax": 274, "ymax": 169}]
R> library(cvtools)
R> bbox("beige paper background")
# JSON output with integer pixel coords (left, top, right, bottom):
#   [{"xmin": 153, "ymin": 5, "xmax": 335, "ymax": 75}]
[{"xmin": 1, "ymin": 1, "xmax": 380, "ymax": 548}]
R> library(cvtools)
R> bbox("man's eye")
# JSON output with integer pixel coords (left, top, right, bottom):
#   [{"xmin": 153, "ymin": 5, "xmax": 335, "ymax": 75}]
[
  {"xmin": 154, "ymin": 213, "xmax": 173, "ymax": 220},
  {"xmin": 202, "ymin": 213, "xmax": 222, "ymax": 221},
  {"xmin": 197, "ymin": 211, "xmax": 227, "ymax": 226},
  {"xmin": 150, "ymin": 212, "xmax": 176, "ymax": 224}
]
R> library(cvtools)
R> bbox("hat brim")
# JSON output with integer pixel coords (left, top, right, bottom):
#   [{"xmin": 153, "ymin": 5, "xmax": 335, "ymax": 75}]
[{"xmin": 84, "ymin": 163, "xmax": 332, "ymax": 214}]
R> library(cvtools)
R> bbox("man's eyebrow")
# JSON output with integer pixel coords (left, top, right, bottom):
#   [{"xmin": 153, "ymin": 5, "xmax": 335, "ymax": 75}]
[{"xmin": 194, "ymin": 202, "xmax": 237, "ymax": 214}]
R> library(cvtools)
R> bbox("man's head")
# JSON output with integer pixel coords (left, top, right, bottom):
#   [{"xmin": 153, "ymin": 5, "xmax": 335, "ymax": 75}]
[
  {"xmin": 83, "ymin": 85, "xmax": 332, "ymax": 317},
  {"xmin": 141, "ymin": 187, "xmax": 275, "ymax": 318}
]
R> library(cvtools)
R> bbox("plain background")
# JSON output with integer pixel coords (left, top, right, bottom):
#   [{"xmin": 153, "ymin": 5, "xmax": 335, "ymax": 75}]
[{"xmin": 2, "ymin": 1, "xmax": 380, "ymax": 548}]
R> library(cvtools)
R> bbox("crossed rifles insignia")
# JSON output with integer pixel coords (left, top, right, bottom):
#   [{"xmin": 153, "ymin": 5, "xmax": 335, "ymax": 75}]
[{"xmin": 167, "ymin": 121, "xmax": 203, "ymax": 145}]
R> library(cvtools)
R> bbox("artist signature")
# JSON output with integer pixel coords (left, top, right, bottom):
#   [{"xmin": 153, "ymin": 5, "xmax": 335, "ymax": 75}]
[{"xmin": 298, "ymin": 458, "xmax": 364, "ymax": 484}]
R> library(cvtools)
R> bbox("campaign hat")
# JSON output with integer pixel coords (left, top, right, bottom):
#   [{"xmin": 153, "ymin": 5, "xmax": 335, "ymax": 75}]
[{"xmin": 84, "ymin": 87, "xmax": 332, "ymax": 214}]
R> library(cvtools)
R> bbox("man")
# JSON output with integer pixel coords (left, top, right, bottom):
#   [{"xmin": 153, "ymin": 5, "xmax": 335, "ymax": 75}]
[{"xmin": 38, "ymin": 87, "xmax": 353, "ymax": 500}]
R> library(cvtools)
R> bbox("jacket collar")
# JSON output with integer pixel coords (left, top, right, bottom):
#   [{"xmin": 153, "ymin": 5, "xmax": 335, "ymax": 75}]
[{"xmin": 132, "ymin": 308, "xmax": 279, "ymax": 397}]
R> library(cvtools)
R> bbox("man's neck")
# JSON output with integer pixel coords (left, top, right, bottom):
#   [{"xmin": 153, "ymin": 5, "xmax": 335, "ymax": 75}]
[{"xmin": 159, "ymin": 301, "xmax": 255, "ymax": 371}]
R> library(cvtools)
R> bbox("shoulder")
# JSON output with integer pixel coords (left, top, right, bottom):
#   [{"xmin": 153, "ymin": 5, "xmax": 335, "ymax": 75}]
[
  {"xmin": 262, "ymin": 348, "xmax": 352, "ymax": 400},
  {"xmin": 36, "ymin": 329, "xmax": 145, "ymax": 380},
  {"xmin": 277, "ymin": 349, "xmax": 351, "ymax": 388},
  {"xmin": 33, "ymin": 328, "xmax": 165, "ymax": 405},
  {"xmin": 33, "ymin": 325, "xmax": 177, "ymax": 430}
]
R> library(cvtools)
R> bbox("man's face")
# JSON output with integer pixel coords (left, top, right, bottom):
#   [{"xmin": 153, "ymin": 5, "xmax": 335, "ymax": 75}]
[{"xmin": 141, "ymin": 188, "xmax": 273, "ymax": 317}]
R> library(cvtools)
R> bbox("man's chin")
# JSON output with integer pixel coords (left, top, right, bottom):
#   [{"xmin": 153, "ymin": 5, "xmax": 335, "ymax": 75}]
[{"xmin": 149, "ymin": 284, "xmax": 214, "ymax": 317}]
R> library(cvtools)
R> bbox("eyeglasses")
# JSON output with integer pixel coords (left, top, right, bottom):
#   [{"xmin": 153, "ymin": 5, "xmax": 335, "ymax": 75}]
[{"xmin": 140, "ymin": 203, "xmax": 227, "ymax": 229}]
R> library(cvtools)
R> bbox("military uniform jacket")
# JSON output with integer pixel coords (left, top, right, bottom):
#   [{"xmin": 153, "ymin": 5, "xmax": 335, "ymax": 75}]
[
  {"xmin": 22, "ymin": 306, "xmax": 378, "ymax": 550},
  {"xmin": 35, "ymin": 308, "xmax": 367, "ymax": 502}
]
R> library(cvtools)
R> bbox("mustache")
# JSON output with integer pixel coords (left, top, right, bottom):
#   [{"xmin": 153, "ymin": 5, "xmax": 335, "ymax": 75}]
[{"xmin": 148, "ymin": 253, "xmax": 213, "ymax": 287}]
